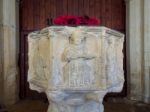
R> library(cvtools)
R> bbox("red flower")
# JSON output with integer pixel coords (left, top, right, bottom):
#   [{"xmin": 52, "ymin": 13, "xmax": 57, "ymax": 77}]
[
  {"xmin": 53, "ymin": 15, "xmax": 100, "ymax": 26},
  {"xmin": 87, "ymin": 17, "xmax": 100, "ymax": 25}
]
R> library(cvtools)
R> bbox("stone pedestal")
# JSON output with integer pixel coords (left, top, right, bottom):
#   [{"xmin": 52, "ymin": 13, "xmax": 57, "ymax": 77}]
[{"xmin": 28, "ymin": 26, "xmax": 124, "ymax": 112}]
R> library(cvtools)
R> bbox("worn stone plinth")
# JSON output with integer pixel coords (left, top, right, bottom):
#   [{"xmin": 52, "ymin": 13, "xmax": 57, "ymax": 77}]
[{"xmin": 28, "ymin": 26, "xmax": 124, "ymax": 112}]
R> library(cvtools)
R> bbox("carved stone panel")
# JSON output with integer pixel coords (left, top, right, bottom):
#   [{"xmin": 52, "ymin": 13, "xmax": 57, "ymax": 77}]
[
  {"xmin": 28, "ymin": 26, "xmax": 124, "ymax": 112},
  {"xmin": 47, "ymin": 27, "xmax": 108, "ymax": 91}
]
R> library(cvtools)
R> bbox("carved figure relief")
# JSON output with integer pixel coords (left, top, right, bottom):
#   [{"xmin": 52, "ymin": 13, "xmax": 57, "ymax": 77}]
[{"xmin": 62, "ymin": 30, "xmax": 96, "ymax": 88}]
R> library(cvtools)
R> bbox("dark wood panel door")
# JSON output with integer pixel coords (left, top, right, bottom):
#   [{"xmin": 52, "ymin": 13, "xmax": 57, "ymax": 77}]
[
  {"xmin": 19, "ymin": 0, "xmax": 126, "ymax": 99},
  {"xmin": 19, "ymin": 31, "xmax": 47, "ymax": 99}
]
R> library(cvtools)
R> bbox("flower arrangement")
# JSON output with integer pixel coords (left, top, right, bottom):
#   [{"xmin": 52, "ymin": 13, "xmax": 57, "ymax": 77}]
[{"xmin": 53, "ymin": 15, "xmax": 100, "ymax": 26}]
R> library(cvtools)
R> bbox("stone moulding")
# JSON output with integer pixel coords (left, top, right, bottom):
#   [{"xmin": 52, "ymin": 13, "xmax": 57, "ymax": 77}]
[{"xmin": 28, "ymin": 26, "xmax": 124, "ymax": 112}]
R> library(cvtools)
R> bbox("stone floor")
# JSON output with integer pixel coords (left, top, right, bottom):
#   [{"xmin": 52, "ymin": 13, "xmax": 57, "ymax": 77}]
[{"xmin": 1, "ymin": 99, "xmax": 150, "ymax": 112}]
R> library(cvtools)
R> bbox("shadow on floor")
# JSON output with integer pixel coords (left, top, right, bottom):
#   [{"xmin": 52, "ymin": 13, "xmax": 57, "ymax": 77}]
[{"xmin": 6, "ymin": 99, "xmax": 150, "ymax": 112}]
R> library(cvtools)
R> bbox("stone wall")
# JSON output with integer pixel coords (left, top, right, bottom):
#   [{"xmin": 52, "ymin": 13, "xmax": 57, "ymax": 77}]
[
  {"xmin": 126, "ymin": 0, "xmax": 150, "ymax": 103},
  {"xmin": 143, "ymin": 0, "xmax": 150, "ymax": 103},
  {"xmin": 0, "ymin": 0, "xmax": 4, "ymax": 105},
  {"xmin": 126, "ymin": 0, "xmax": 143, "ymax": 101},
  {"xmin": 0, "ymin": 0, "xmax": 19, "ymax": 105}
]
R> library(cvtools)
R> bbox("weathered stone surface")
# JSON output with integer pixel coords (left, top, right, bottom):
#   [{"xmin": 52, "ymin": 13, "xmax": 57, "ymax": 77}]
[
  {"xmin": 28, "ymin": 26, "xmax": 124, "ymax": 112},
  {"xmin": 143, "ymin": 0, "xmax": 150, "ymax": 103},
  {"xmin": 0, "ymin": 0, "xmax": 19, "ymax": 105},
  {"xmin": 126, "ymin": 0, "xmax": 150, "ymax": 103}
]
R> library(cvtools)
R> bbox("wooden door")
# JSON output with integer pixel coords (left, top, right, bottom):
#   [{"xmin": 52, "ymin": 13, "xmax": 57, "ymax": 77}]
[{"xmin": 19, "ymin": 0, "xmax": 126, "ymax": 99}]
